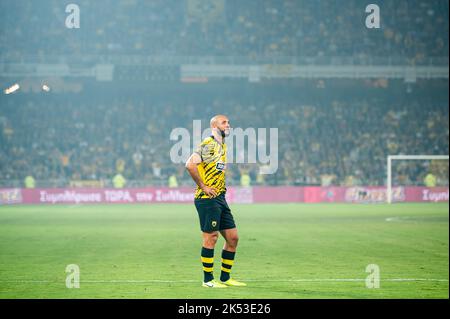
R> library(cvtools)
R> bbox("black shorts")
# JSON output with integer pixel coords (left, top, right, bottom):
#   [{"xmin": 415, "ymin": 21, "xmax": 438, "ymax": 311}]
[{"xmin": 194, "ymin": 193, "xmax": 236, "ymax": 232}]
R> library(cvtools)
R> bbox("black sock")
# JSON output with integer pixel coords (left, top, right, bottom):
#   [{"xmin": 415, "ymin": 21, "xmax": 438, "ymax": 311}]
[
  {"xmin": 220, "ymin": 250, "xmax": 236, "ymax": 282},
  {"xmin": 201, "ymin": 247, "xmax": 214, "ymax": 282}
]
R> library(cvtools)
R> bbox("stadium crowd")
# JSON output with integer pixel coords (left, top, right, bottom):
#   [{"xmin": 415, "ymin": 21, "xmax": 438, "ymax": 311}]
[
  {"xmin": 0, "ymin": 0, "xmax": 448, "ymax": 188},
  {"xmin": 0, "ymin": 85, "xmax": 448, "ymax": 188},
  {"xmin": 0, "ymin": 0, "xmax": 448, "ymax": 63}
]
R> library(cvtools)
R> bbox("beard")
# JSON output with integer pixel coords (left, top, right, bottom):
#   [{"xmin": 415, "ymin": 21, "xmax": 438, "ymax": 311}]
[
  {"xmin": 214, "ymin": 127, "xmax": 230, "ymax": 138},
  {"xmin": 220, "ymin": 128, "xmax": 230, "ymax": 138}
]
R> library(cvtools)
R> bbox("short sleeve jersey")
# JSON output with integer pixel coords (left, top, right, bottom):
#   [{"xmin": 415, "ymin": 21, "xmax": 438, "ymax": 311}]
[{"xmin": 194, "ymin": 136, "xmax": 227, "ymax": 199}]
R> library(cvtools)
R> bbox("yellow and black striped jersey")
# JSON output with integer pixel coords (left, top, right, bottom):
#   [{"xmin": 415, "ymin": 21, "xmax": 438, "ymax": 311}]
[{"xmin": 194, "ymin": 136, "xmax": 227, "ymax": 199}]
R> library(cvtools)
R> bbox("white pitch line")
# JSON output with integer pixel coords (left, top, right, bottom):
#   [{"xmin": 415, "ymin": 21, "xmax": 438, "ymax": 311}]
[
  {"xmin": 0, "ymin": 278, "xmax": 448, "ymax": 284},
  {"xmin": 252, "ymin": 278, "xmax": 449, "ymax": 282},
  {"xmin": 68, "ymin": 204, "xmax": 84, "ymax": 209}
]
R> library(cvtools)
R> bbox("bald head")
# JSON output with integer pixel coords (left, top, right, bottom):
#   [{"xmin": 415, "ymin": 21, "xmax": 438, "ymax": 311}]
[{"xmin": 210, "ymin": 114, "xmax": 229, "ymax": 128}]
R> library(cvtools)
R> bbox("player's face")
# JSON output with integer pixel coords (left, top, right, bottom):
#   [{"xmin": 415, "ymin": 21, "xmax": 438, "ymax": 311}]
[{"xmin": 218, "ymin": 117, "xmax": 230, "ymax": 136}]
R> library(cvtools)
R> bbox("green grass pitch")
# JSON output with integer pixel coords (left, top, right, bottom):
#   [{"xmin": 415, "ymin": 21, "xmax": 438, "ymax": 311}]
[{"xmin": 0, "ymin": 203, "xmax": 448, "ymax": 299}]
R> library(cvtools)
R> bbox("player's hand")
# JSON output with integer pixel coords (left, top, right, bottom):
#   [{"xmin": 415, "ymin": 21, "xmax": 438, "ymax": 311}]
[{"xmin": 202, "ymin": 185, "xmax": 218, "ymax": 198}]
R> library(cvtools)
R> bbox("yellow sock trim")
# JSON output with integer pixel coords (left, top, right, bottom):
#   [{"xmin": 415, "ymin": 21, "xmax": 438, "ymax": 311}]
[
  {"xmin": 221, "ymin": 266, "xmax": 231, "ymax": 273},
  {"xmin": 203, "ymin": 266, "xmax": 214, "ymax": 272},
  {"xmin": 221, "ymin": 258, "xmax": 234, "ymax": 266},
  {"xmin": 201, "ymin": 257, "xmax": 214, "ymax": 264}
]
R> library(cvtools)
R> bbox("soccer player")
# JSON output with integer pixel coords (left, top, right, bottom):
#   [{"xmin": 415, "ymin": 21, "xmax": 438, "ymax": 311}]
[{"xmin": 185, "ymin": 115, "xmax": 247, "ymax": 288}]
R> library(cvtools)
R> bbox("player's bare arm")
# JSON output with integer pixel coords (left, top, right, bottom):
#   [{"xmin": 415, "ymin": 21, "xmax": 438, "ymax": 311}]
[{"xmin": 185, "ymin": 153, "xmax": 218, "ymax": 198}]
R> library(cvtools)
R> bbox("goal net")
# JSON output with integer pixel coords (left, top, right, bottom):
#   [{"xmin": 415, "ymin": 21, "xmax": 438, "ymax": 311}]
[{"xmin": 387, "ymin": 155, "xmax": 449, "ymax": 204}]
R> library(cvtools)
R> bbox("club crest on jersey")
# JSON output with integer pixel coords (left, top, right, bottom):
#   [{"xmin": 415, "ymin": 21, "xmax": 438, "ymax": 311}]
[
  {"xmin": 216, "ymin": 162, "xmax": 226, "ymax": 171},
  {"xmin": 212, "ymin": 221, "xmax": 217, "ymax": 227}
]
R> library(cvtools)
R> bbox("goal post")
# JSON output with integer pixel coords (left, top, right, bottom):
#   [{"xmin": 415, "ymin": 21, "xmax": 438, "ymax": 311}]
[{"xmin": 387, "ymin": 155, "xmax": 449, "ymax": 204}]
